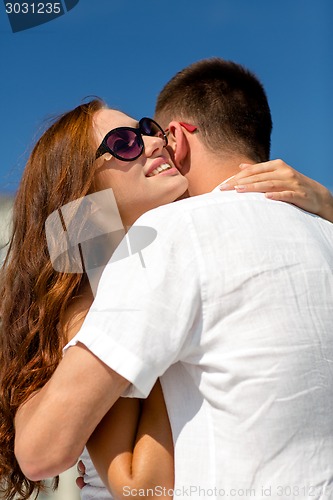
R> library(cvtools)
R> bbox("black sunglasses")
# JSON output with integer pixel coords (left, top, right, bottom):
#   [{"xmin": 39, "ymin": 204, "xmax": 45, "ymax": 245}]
[{"xmin": 96, "ymin": 117, "xmax": 168, "ymax": 161}]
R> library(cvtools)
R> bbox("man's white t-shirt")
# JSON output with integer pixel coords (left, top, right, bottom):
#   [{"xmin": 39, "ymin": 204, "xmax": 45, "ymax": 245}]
[{"xmin": 67, "ymin": 191, "xmax": 333, "ymax": 499}]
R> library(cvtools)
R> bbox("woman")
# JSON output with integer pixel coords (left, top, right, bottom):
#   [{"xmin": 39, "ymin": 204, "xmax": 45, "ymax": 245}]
[
  {"xmin": 0, "ymin": 98, "xmax": 184, "ymax": 500},
  {"xmin": 0, "ymin": 98, "xmax": 331, "ymax": 500}
]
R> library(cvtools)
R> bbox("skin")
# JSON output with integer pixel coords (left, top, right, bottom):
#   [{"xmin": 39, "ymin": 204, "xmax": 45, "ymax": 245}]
[
  {"xmin": 92, "ymin": 109, "xmax": 188, "ymax": 226},
  {"xmin": 14, "ymin": 116, "xmax": 333, "ymax": 494}
]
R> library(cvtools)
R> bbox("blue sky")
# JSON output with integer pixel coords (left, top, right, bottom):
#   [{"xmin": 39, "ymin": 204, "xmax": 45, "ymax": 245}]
[{"xmin": 0, "ymin": 0, "xmax": 332, "ymax": 193}]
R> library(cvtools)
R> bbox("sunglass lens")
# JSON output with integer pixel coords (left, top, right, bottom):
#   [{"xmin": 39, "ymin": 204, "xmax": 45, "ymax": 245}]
[
  {"xmin": 106, "ymin": 130, "xmax": 142, "ymax": 160},
  {"xmin": 140, "ymin": 118, "xmax": 165, "ymax": 141}
]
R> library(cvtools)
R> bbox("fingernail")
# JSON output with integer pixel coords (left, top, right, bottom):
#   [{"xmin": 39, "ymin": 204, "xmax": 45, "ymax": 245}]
[
  {"xmin": 219, "ymin": 183, "xmax": 230, "ymax": 190},
  {"xmin": 235, "ymin": 185, "xmax": 246, "ymax": 192},
  {"xmin": 239, "ymin": 163, "xmax": 251, "ymax": 169}
]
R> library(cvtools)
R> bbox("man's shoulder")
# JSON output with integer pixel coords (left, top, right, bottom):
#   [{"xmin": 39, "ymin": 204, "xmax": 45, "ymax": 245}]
[
  {"xmin": 133, "ymin": 193, "xmax": 214, "ymax": 227},
  {"xmin": 135, "ymin": 191, "xmax": 268, "ymax": 222},
  {"xmin": 134, "ymin": 191, "xmax": 242, "ymax": 223},
  {"xmin": 133, "ymin": 190, "xmax": 324, "ymax": 230}
]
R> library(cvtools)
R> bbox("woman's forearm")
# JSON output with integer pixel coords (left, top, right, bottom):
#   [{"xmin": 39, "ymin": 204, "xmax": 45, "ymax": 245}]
[{"xmin": 87, "ymin": 381, "xmax": 174, "ymax": 499}]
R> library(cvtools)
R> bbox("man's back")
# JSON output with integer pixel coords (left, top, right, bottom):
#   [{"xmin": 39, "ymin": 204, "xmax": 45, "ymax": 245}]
[
  {"xmin": 158, "ymin": 191, "xmax": 333, "ymax": 499},
  {"xmin": 74, "ymin": 190, "xmax": 333, "ymax": 499}
]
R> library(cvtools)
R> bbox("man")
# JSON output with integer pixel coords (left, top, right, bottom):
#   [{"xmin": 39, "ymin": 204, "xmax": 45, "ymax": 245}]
[{"xmin": 15, "ymin": 59, "xmax": 333, "ymax": 499}]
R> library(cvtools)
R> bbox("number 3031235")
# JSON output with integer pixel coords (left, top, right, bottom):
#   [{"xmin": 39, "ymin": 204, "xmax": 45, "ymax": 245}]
[{"xmin": 5, "ymin": 3, "xmax": 62, "ymax": 14}]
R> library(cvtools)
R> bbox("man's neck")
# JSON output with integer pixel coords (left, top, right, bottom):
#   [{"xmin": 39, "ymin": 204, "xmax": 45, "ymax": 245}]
[{"xmin": 186, "ymin": 153, "xmax": 254, "ymax": 196}]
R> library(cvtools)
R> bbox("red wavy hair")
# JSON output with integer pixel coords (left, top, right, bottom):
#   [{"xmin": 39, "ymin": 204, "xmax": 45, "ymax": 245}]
[{"xmin": 0, "ymin": 98, "xmax": 105, "ymax": 499}]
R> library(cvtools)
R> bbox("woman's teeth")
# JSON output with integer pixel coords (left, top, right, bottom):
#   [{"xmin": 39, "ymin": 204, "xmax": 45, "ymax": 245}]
[{"xmin": 147, "ymin": 163, "xmax": 172, "ymax": 177}]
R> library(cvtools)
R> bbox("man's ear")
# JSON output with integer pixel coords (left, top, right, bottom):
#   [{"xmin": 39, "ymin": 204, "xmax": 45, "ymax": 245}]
[{"xmin": 166, "ymin": 121, "xmax": 189, "ymax": 169}]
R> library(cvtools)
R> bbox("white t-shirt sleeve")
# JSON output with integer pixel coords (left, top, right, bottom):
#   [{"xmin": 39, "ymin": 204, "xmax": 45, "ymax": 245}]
[{"xmin": 65, "ymin": 206, "xmax": 202, "ymax": 398}]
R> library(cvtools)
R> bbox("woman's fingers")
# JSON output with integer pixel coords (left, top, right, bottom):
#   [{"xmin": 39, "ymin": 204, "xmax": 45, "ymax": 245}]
[
  {"xmin": 76, "ymin": 460, "xmax": 86, "ymax": 490},
  {"xmin": 265, "ymin": 190, "xmax": 305, "ymax": 203},
  {"xmin": 233, "ymin": 180, "xmax": 280, "ymax": 192},
  {"xmin": 220, "ymin": 160, "xmax": 296, "ymax": 190},
  {"xmin": 76, "ymin": 476, "xmax": 86, "ymax": 490},
  {"xmin": 219, "ymin": 159, "xmax": 327, "ymax": 216},
  {"xmin": 77, "ymin": 459, "xmax": 86, "ymax": 475},
  {"xmin": 218, "ymin": 159, "xmax": 333, "ymax": 221}
]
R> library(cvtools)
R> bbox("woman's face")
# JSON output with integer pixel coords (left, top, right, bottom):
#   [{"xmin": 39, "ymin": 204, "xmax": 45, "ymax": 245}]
[{"xmin": 92, "ymin": 109, "xmax": 188, "ymax": 226}]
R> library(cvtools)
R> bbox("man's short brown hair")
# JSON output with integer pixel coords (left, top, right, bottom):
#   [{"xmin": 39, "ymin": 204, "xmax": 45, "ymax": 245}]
[{"xmin": 155, "ymin": 58, "xmax": 272, "ymax": 163}]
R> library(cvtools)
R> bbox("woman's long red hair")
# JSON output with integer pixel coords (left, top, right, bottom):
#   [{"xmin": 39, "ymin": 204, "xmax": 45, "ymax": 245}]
[{"xmin": 0, "ymin": 98, "xmax": 105, "ymax": 499}]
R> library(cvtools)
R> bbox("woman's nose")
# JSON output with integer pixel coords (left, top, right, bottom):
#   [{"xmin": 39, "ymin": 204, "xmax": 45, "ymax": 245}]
[{"xmin": 142, "ymin": 134, "xmax": 165, "ymax": 158}]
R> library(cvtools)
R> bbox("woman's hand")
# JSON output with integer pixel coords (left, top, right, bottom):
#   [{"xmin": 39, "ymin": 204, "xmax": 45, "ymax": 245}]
[
  {"xmin": 76, "ymin": 460, "xmax": 86, "ymax": 490},
  {"xmin": 220, "ymin": 159, "xmax": 333, "ymax": 223}
]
